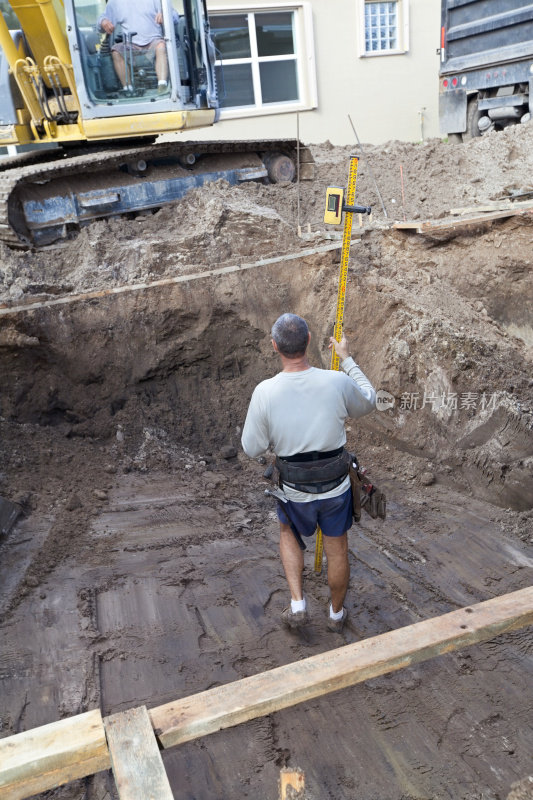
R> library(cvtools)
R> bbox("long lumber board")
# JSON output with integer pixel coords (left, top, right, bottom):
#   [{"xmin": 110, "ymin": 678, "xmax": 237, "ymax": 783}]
[
  {"xmin": 393, "ymin": 205, "xmax": 533, "ymax": 234},
  {"xmin": 450, "ymin": 199, "xmax": 533, "ymax": 215},
  {"xmin": 1, "ymin": 588, "xmax": 532, "ymax": 799},
  {"xmin": 150, "ymin": 586, "xmax": 533, "ymax": 749},
  {"xmin": 0, "ymin": 239, "xmax": 355, "ymax": 317},
  {"xmin": 104, "ymin": 706, "xmax": 174, "ymax": 800},
  {"xmin": 0, "ymin": 709, "xmax": 110, "ymax": 800}
]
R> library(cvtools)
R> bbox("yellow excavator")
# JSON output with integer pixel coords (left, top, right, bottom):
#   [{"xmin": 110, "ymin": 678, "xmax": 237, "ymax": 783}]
[{"xmin": 0, "ymin": 0, "xmax": 313, "ymax": 246}]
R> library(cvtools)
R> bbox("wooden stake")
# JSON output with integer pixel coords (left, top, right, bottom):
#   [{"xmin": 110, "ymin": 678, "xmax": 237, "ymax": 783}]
[
  {"xmin": 400, "ymin": 163, "xmax": 407, "ymax": 222},
  {"xmin": 279, "ymin": 767, "xmax": 305, "ymax": 799},
  {"xmin": 104, "ymin": 706, "xmax": 174, "ymax": 800}
]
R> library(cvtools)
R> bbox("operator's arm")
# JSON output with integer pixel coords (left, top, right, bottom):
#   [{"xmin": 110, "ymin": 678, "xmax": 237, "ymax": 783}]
[
  {"xmin": 241, "ymin": 386, "xmax": 270, "ymax": 458},
  {"xmin": 330, "ymin": 335, "xmax": 376, "ymax": 416},
  {"xmin": 98, "ymin": 2, "xmax": 116, "ymax": 33}
]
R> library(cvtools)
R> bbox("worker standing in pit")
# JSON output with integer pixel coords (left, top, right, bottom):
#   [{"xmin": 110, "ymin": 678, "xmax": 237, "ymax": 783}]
[
  {"xmin": 241, "ymin": 313, "xmax": 376, "ymax": 632},
  {"xmin": 98, "ymin": 0, "xmax": 179, "ymax": 93}
]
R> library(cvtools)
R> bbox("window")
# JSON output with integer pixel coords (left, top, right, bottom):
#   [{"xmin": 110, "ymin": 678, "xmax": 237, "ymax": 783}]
[
  {"xmin": 358, "ymin": 0, "xmax": 409, "ymax": 57},
  {"xmin": 365, "ymin": 2, "xmax": 397, "ymax": 52},
  {"xmin": 209, "ymin": 5, "xmax": 316, "ymax": 116}
]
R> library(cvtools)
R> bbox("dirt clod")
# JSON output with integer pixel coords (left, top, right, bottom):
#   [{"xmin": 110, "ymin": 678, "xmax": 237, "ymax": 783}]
[
  {"xmin": 419, "ymin": 471, "xmax": 436, "ymax": 486},
  {"xmin": 220, "ymin": 444, "xmax": 238, "ymax": 460}
]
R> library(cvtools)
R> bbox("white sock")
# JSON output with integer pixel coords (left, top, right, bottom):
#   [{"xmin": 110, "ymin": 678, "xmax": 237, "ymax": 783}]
[
  {"xmin": 291, "ymin": 597, "xmax": 306, "ymax": 613},
  {"xmin": 158, "ymin": 80, "xmax": 167, "ymax": 86},
  {"xmin": 125, "ymin": 84, "xmax": 133, "ymax": 91},
  {"xmin": 330, "ymin": 604, "xmax": 344, "ymax": 621}
]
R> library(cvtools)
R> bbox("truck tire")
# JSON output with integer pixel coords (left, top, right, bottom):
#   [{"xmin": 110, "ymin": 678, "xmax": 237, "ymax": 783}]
[{"xmin": 464, "ymin": 98, "xmax": 482, "ymax": 140}]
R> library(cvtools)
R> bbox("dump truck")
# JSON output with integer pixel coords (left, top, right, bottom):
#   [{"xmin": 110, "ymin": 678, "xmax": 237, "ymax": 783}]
[
  {"xmin": 0, "ymin": 0, "xmax": 313, "ymax": 247},
  {"xmin": 439, "ymin": 0, "xmax": 533, "ymax": 141}
]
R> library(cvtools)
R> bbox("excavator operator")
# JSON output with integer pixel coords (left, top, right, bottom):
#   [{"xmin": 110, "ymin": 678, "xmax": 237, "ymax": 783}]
[{"xmin": 98, "ymin": 0, "xmax": 179, "ymax": 93}]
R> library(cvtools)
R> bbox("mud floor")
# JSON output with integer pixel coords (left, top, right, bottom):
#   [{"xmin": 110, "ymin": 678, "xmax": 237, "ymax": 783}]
[{"xmin": 1, "ymin": 125, "xmax": 532, "ymax": 800}]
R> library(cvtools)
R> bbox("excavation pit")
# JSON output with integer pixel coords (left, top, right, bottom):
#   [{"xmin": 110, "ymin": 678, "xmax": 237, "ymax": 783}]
[{"xmin": 1, "ymin": 134, "xmax": 533, "ymax": 800}]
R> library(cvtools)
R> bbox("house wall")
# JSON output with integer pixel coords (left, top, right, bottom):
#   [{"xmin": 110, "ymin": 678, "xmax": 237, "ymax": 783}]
[{"xmin": 184, "ymin": 0, "xmax": 441, "ymax": 146}]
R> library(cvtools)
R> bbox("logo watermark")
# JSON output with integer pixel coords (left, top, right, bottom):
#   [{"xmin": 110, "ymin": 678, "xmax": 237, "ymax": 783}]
[
  {"xmin": 376, "ymin": 388, "xmax": 499, "ymax": 413},
  {"xmin": 376, "ymin": 389, "xmax": 395, "ymax": 411}
]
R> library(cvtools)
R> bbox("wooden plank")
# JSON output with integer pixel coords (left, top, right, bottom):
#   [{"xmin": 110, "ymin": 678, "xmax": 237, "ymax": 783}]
[
  {"xmin": 391, "ymin": 220, "xmax": 423, "ymax": 230},
  {"xmin": 393, "ymin": 205, "xmax": 533, "ymax": 234},
  {"xmin": 0, "ymin": 241, "xmax": 344, "ymax": 318},
  {"xmin": 450, "ymin": 203, "xmax": 512, "ymax": 214},
  {"xmin": 298, "ymin": 162, "xmax": 315, "ymax": 180},
  {"xmin": 0, "ymin": 496, "xmax": 21, "ymax": 537},
  {"xmin": 0, "ymin": 709, "xmax": 110, "ymax": 800},
  {"xmin": 104, "ymin": 706, "xmax": 173, "ymax": 800},
  {"xmin": 279, "ymin": 768, "xmax": 305, "ymax": 799},
  {"xmin": 150, "ymin": 586, "xmax": 533, "ymax": 749},
  {"xmin": 450, "ymin": 199, "xmax": 533, "ymax": 215}
]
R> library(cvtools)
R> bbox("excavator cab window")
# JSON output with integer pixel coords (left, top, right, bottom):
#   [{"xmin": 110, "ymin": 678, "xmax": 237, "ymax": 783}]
[
  {"xmin": 71, "ymin": 0, "xmax": 173, "ymax": 103},
  {"xmin": 70, "ymin": 0, "xmax": 211, "ymax": 107}
]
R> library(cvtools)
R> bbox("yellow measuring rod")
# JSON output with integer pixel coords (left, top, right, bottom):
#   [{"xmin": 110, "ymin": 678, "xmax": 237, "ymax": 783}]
[{"xmin": 314, "ymin": 155, "xmax": 371, "ymax": 575}]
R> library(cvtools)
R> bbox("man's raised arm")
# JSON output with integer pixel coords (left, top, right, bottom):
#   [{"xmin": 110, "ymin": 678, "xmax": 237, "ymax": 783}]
[{"xmin": 330, "ymin": 335, "xmax": 376, "ymax": 416}]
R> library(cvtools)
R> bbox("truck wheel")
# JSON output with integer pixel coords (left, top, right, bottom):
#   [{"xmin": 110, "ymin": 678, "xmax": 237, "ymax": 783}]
[{"xmin": 464, "ymin": 98, "xmax": 482, "ymax": 139}]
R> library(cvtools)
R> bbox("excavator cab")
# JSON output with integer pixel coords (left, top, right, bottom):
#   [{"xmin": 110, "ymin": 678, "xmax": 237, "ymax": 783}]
[
  {"xmin": 69, "ymin": 0, "xmax": 218, "ymax": 114},
  {"xmin": 0, "ymin": 0, "xmax": 218, "ymax": 148}
]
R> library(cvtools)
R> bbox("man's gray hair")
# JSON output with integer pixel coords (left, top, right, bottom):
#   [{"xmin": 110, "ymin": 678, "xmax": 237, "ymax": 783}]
[{"xmin": 271, "ymin": 313, "xmax": 309, "ymax": 357}]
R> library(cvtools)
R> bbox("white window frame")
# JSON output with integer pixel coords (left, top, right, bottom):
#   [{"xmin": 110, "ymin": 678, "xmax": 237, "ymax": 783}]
[
  {"xmin": 357, "ymin": 0, "xmax": 409, "ymax": 58},
  {"xmin": 210, "ymin": 2, "xmax": 317, "ymax": 119}
]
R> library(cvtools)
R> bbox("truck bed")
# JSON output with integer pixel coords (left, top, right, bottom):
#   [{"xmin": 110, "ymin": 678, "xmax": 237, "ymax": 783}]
[{"xmin": 441, "ymin": 0, "xmax": 533, "ymax": 73}]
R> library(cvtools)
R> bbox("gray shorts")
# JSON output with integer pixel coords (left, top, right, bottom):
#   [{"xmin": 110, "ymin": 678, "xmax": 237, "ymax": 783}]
[
  {"xmin": 276, "ymin": 488, "xmax": 353, "ymax": 537},
  {"xmin": 112, "ymin": 39, "xmax": 164, "ymax": 61}
]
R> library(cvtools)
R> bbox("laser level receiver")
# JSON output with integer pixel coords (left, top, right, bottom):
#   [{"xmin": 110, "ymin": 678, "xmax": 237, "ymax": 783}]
[
  {"xmin": 323, "ymin": 187, "xmax": 372, "ymax": 225},
  {"xmin": 324, "ymin": 188, "xmax": 344, "ymax": 225}
]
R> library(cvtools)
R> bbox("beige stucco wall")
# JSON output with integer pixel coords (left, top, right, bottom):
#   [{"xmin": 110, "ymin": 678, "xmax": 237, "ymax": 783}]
[{"xmin": 182, "ymin": 0, "xmax": 441, "ymax": 146}]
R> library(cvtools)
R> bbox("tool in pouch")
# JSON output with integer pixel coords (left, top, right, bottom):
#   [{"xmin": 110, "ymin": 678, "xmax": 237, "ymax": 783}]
[
  {"xmin": 263, "ymin": 462, "xmax": 306, "ymax": 551},
  {"xmin": 315, "ymin": 154, "xmax": 371, "ymax": 574}
]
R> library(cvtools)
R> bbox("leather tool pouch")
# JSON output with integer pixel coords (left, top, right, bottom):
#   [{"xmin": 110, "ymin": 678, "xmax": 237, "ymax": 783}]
[
  {"xmin": 350, "ymin": 453, "xmax": 386, "ymax": 521},
  {"xmin": 276, "ymin": 449, "xmax": 351, "ymax": 494},
  {"xmin": 349, "ymin": 460, "xmax": 362, "ymax": 522}
]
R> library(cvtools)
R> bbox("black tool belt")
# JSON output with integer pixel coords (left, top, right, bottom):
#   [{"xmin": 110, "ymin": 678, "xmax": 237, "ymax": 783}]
[{"xmin": 276, "ymin": 447, "xmax": 351, "ymax": 494}]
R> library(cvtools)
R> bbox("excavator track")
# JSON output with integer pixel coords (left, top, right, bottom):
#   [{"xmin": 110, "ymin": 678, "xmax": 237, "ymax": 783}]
[{"xmin": 0, "ymin": 139, "xmax": 315, "ymax": 248}]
